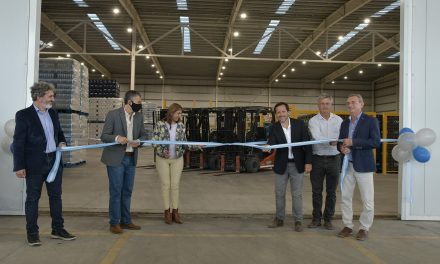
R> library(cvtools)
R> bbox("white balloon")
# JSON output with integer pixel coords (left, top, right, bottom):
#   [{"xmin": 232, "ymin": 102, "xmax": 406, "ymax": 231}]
[
  {"xmin": 1, "ymin": 137, "xmax": 13, "ymax": 154},
  {"xmin": 415, "ymin": 128, "xmax": 437, "ymax": 146},
  {"xmin": 391, "ymin": 145, "xmax": 412, "ymax": 162},
  {"xmin": 4, "ymin": 119, "xmax": 15, "ymax": 138},
  {"xmin": 398, "ymin": 133, "xmax": 417, "ymax": 151}
]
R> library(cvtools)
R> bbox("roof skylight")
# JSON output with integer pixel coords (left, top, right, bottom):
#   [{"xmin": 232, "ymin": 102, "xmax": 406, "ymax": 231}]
[
  {"xmin": 87, "ymin": 14, "xmax": 121, "ymax": 50},
  {"xmin": 275, "ymin": 0, "xmax": 296, "ymax": 15},
  {"xmin": 176, "ymin": 0, "xmax": 188, "ymax": 11},
  {"xmin": 387, "ymin": 51, "xmax": 400, "ymax": 59},
  {"xmin": 180, "ymin": 16, "xmax": 191, "ymax": 52},
  {"xmin": 73, "ymin": 0, "xmax": 88, "ymax": 7},
  {"xmin": 253, "ymin": 20, "xmax": 280, "ymax": 54}
]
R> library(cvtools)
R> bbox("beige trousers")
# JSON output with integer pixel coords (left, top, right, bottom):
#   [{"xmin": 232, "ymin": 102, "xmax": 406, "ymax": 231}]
[{"xmin": 156, "ymin": 156, "xmax": 184, "ymax": 209}]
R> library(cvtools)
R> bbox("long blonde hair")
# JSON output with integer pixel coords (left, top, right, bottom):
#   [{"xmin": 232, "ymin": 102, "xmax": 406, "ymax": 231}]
[{"xmin": 165, "ymin": 103, "xmax": 183, "ymax": 124}]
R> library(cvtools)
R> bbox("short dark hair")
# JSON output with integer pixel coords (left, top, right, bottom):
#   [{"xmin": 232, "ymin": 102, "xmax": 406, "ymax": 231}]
[
  {"xmin": 274, "ymin": 102, "xmax": 289, "ymax": 112},
  {"xmin": 124, "ymin": 90, "xmax": 142, "ymax": 104},
  {"xmin": 30, "ymin": 81, "xmax": 55, "ymax": 101}
]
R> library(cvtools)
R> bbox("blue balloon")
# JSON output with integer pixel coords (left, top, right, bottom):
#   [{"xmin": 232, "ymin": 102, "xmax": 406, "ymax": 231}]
[
  {"xmin": 400, "ymin": 127, "xmax": 414, "ymax": 135},
  {"xmin": 412, "ymin": 146, "xmax": 430, "ymax": 163}
]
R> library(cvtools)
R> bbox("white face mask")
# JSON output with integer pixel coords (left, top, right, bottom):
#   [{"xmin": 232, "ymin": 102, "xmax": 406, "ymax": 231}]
[{"xmin": 44, "ymin": 103, "xmax": 53, "ymax": 109}]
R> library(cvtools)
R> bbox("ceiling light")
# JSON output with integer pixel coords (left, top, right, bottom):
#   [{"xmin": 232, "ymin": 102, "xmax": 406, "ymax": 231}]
[
  {"xmin": 240, "ymin": 13, "xmax": 247, "ymax": 19},
  {"xmin": 338, "ymin": 35, "xmax": 343, "ymax": 40},
  {"xmin": 160, "ymin": 75, "xmax": 163, "ymax": 79},
  {"xmin": 66, "ymin": 54, "xmax": 71, "ymax": 57},
  {"xmin": 302, "ymin": 60, "xmax": 307, "ymax": 65},
  {"xmin": 218, "ymin": 77, "xmax": 221, "ymax": 80},
  {"xmin": 151, "ymin": 64, "xmax": 155, "ymax": 68},
  {"xmin": 228, "ymin": 48, "xmax": 233, "ymax": 52},
  {"xmin": 146, "ymin": 55, "xmax": 150, "ymax": 59},
  {"xmin": 57, "ymin": 56, "xmax": 63, "ymax": 59},
  {"xmin": 156, "ymin": 70, "xmax": 159, "ymax": 74},
  {"xmin": 222, "ymin": 66, "xmax": 226, "ymax": 70},
  {"xmin": 138, "ymin": 44, "xmax": 143, "ymax": 49},
  {"xmin": 359, "ymin": 70, "xmax": 364, "ymax": 74},
  {"xmin": 225, "ymin": 58, "xmax": 229, "ymax": 62},
  {"xmin": 220, "ymin": 72, "xmax": 224, "ymax": 76},
  {"xmin": 331, "ymin": 80, "xmax": 335, "ymax": 84},
  {"xmin": 113, "ymin": 8, "xmax": 120, "ymax": 14},
  {"xmin": 291, "ymin": 68, "xmax": 295, "ymax": 72},
  {"xmin": 364, "ymin": 18, "xmax": 371, "ymax": 24},
  {"xmin": 48, "ymin": 42, "xmax": 53, "ymax": 47},
  {"xmin": 80, "ymin": 62, "xmax": 84, "ymax": 66},
  {"xmin": 101, "ymin": 74, "xmax": 105, "ymax": 78},
  {"xmin": 344, "ymin": 76, "xmax": 348, "ymax": 80},
  {"xmin": 92, "ymin": 69, "xmax": 96, "ymax": 72},
  {"xmin": 275, "ymin": 79, "xmax": 279, "ymax": 82},
  {"xmin": 127, "ymin": 27, "xmax": 133, "ymax": 33},
  {"xmin": 316, "ymin": 51, "xmax": 321, "ymax": 56},
  {"xmin": 378, "ymin": 63, "xmax": 382, "ymax": 67},
  {"xmin": 233, "ymin": 31, "xmax": 239, "ymax": 37},
  {"xmin": 282, "ymin": 74, "xmax": 286, "ymax": 78}
]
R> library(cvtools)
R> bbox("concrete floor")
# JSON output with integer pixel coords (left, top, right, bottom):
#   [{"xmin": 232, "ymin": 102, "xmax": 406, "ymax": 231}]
[{"xmin": 3, "ymin": 148, "xmax": 438, "ymax": 264}]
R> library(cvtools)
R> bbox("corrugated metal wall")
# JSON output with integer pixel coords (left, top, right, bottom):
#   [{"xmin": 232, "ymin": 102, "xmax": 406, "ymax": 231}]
[{"xmin": 373, "ymin": 71, "xmax": 399, "ymax": 113}]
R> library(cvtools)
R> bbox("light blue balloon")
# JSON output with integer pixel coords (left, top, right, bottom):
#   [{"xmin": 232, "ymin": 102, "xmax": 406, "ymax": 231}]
[
  {"xmin": 412, "ymin": 146, "xmax": 431, "ymax": 163},
  {"xmin": 399, "ymin": 127, "xmax": 414, "ymax": 135}
]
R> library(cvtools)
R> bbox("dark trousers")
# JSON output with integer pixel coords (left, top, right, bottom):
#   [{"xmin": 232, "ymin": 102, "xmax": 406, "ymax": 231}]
[
  {"xmin": 310, "ymin": 154, "xmax": 340, "ymax": 222},
  {"xmin": 25, "ymin": 153, "xmax": 64, "ymax": 234}
]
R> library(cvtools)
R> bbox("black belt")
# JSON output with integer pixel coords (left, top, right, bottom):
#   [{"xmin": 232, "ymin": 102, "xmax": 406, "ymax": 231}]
[
  {"xmin": 314, "ymin": 154, "xmax": 339, "ymax": 158},
  {"xmin": 125, "ymin": 152, "xmax": 134, "ymax": 156},
  {"xmin": 288, "ymin": 159, "xmax": 295, "ymax": 163}
]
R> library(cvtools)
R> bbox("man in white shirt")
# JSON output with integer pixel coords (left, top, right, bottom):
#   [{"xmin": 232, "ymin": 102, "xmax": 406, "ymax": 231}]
[{"xmin": 307, "ymin": 94, "xmax": 343, "ymax": 230}]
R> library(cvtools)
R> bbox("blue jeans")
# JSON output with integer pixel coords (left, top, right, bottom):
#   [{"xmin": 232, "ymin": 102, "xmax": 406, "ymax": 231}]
[
  {"xmin": 275, "ymin": 162, "xmax": 304, "ymax": 222},
  {"xmin": 106, "ymin": 155, "xmax": 136, "ymax": 226},
  {"xmin": 25, "ymin": 154, "xmax": 64, "ymax": 234}
]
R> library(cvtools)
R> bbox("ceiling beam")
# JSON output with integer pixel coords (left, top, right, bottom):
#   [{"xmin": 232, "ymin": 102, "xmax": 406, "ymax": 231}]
[
  {"xmin": 269, "ymin": 0, "xmax": 372, "ymax": 83},
  {"xmin": 321, "ymin": 34, "xmax": 400, "ymax": 84},
  {"xmin": 41, "ymin": 13, "xmax": 111, "ymax": 77},
  {"xmin": 119, "ymin": 0, "xmax": 164, "ymax": 77},
  {"xmin": 216, "ymin": 0, "xmax": 243, "ymax": 80}
]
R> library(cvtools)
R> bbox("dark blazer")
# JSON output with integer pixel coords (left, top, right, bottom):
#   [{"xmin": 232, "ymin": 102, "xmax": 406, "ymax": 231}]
[
  {"xmin": 338, "ymin": 113, "xmax": 381, "ymax": 173},
  {"xmin": 101, "ymin": 107, "xmax": 147, "ymax": 166},
  {"xmin": 268, "ymin": 118, "xmax": 312, "ymax": 174},
  {"xmin": 13, "ymin": 105, "xmax": 66, "ymax": 173}
]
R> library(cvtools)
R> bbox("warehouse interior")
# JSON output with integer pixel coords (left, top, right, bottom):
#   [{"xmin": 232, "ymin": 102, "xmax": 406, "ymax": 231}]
[{"xmin": 1, "ymin": 0, "xmax": 440, "ymax": 263}]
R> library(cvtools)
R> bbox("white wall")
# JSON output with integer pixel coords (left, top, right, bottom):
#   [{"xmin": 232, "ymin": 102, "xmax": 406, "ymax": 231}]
[
  {"xmin": 0, "ymin": 1, "xmax": 41, "ymax": 215},
  {"xmin": 400, "ymin": 0, "xmax": 440, "ymax": 219},
  {"xmin": 116, "ymin": 75, "xmax": 374, "ymax": 112},
  {"xmin": 374, "ymin": 71, "xmax": 399, "ymax": 113}
]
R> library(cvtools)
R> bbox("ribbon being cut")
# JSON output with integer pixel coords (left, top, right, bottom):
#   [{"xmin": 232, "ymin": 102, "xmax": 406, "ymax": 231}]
[{"xmin": 46, "ymin": 138, "xmax": 399, "ymax": 183}]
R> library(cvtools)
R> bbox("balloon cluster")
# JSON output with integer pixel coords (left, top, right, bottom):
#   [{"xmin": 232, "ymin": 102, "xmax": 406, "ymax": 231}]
[
  {"xmin": 1, "ymin": 119, "xmax": 15, "ymax": 155},
  {"xmin": 392, "ymin": 127, "xmax": 436, "ymax": 163}
]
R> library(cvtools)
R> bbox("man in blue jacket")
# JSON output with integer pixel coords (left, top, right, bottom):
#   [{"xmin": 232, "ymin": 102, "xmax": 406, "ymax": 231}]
[
  {"xmin": 337, "ymin": 94, "xmax": 381, "ymax": 241},
  {"xmin": 13, "ymin": 82, "xmax": 76, "ymax": 246}
]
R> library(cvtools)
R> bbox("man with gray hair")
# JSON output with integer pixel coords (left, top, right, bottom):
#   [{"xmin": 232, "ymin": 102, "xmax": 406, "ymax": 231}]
[
  {"xmin": 13, "ymin": 81, "xmax": 76, "ymax": 246},
  {"xmin": 307, "ymin": 93, "xmax": 343, "ymax": 230}
]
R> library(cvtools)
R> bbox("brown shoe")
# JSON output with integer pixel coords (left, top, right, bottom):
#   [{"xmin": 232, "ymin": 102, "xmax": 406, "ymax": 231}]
[
  {"xmin": 356, "ymin": 229, "xmax": 368, "ymax": 241},
  {"xmin": 164, "ymin": 209, "xmax": 172, "ymax": 224},
  {"xmin": 120, "ymin": 223, "xmax": 141, "ymax": 230},
  {"xmin": 294, "ymin": 221, "xmax": 303, "ymax": 232},
  {"xmin": 307, "ymin": 220, "xmax": 321, "ymax": 228},
  {"xmin": 268, "ymin": 218, "xmax": 284, "ymax": 228},
  {"xmin": 323, "ymin": 221, "xmax": 334, "ymax": 230},
  {"xmin": 110, "ymin": 224, "xmax": 123, "ymax": 234},
  {"xmin": 172, "ymin": 209, "xmax": 183, "ymax": 224},
  {"xmin": 337, "ymin": 227, "xmax": 353, "ymax": 238}
]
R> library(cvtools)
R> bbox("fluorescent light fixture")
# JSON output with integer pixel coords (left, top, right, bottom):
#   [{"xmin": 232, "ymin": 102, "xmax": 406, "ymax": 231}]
[
  {"xmin": 276, "ymin": 0, "xmax": 296, "ymax": 15},
  {"xmin": 113, "ymin": 8, "xmax": 120, "ymax": 14},
  {"xmin": 176, "ymin": 0, "xmax": 188, "ymax": 11},
  {"xmin": 323, "ymin": 1, "xmax": 400, "ymax": 57},
  {"xmin": 73, "ymin": 0, "xmax": 88, "ymax": 7},
  {"xmin": 387, "ymin": 51, "xmax": 400, "ymax": 59},
  {"xmin": 240, "ymin": 13, "xmax": 247, "ymax": 19},
  {"xmin": 253, "ymin": 20, "xmax": 280, "ymax": 54},
  {"xmin": 87, "ymin": 14, "xmax": 121, "ymax": 50},
  {"xmin": 179, "ymin": 16, "xmax": 191, "ymax": 52}
]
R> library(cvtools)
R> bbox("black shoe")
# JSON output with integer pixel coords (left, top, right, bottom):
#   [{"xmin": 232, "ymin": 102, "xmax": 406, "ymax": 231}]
[
  {"xmin": 27, "ymin": 233, "xmax": 41, "ymax": 247},
  {"xmin": 307, "ymin": 219, "xmax": 321, "ymax": 228},
  {"xmin": 268, "ymin": 218, "xmax": 284, "ymax": 228},
  {"xmin": 294, "ymin": 221, "xmax": 303, "ymax": 232},
  {"xmin": 51, "ymin": 229, "xmax": 77, "ymax": 241}
]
